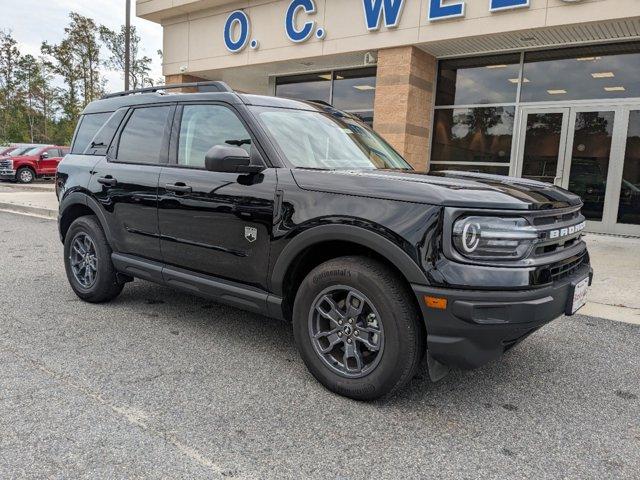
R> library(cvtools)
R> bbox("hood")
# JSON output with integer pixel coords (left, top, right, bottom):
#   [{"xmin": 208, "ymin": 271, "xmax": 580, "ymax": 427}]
[{"xmin": 291, "ymin": 169, "xmax": 583, "ymax": 211}]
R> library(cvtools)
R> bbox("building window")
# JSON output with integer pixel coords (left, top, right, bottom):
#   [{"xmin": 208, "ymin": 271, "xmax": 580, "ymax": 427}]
[
  {"xmin": 430, "ymin": 106, "xmax": 515, "ymax": 174},
  {"xmin": 275, "ymin": 68, "xmax": 376, "ymax": 124},
  {"xmin": 435, "ymin": 54, "xmax": 521, "ymax": 106},
  {"xmin": 521, "ymin": 43, "xmax": 640, "ymax": 102},
  {"xmin": 275, "ymin": 72, "xmax": 332, "ymax": 104}
]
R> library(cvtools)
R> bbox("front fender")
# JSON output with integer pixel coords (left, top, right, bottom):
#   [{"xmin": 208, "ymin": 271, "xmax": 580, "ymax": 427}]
[{"xmin": 270, "ymin": 223, "xmax": 429, "ymax": 296}]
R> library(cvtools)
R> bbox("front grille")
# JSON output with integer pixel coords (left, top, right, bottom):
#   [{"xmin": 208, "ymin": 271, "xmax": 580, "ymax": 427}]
[
  {"xmin": 0, "ymin": 159, "xmax": 11, "ymax": 169},
  {"xmin": 528, "ymin": 206, "xmax": 586, "ymax": 259},
  {"xmin": 550, "ymin": 250, "xmax": 589, "ymax": 282},
  {"xmin": 532, "ymin": 209, "xmax": 581, "ymax": 227},
  {"xmin": 533, "ymin": 250, "xmax": 589, "ymax": 285}
]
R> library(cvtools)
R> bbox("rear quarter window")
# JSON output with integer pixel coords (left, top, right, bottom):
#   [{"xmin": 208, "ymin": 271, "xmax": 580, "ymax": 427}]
[{"xmin": 71, "ymin": 112, "xmax": 112, "ymax": 154}]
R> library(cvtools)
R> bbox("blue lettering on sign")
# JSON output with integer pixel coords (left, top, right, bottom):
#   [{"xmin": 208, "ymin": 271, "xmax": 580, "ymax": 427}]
[
  {"xmin": 362, "ymin": 0, "xmax": 406, "ymax": 31},
  {"xmin": 428, "ymin": 0, "xmax": 465, "ymax": 21},
  {"xmin": 285, "ymin": 0, "xmax": 317, "ymax": 43},
  {"xmin": 490, "ymin": 0, "xmax": 529, "ymax": 12},
  {"xmin": 224, "ymin": 10, "xmax": 250, "ymax": 53}
]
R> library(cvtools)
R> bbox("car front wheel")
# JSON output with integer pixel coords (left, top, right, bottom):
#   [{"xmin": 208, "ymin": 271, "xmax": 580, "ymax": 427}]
[
  {"xmin": 293, "ymin": 256, "xmax": 425, "ymax": 401},
  {"xmin": 16, "ymin": 167, "xmax": 35, "ymax": 184}
]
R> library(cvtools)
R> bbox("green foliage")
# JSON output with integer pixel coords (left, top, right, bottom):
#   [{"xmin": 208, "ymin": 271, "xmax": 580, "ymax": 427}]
[
  {"xmin": 100, "ymin": 25, "xmax": 153, "ymax": 89},
  {"xmin": 1, "ymin": 11, "xmax": 156, "ymax": 146}
]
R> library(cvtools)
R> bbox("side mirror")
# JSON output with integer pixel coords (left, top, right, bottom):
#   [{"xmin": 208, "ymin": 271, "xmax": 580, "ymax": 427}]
[
  {"xmin": 40, "ymin": 152, "xmax": 49, "ymax": 160},
  {"xmin": 204, "ymin": 145, "xmax": 264, "ymax": 174}
]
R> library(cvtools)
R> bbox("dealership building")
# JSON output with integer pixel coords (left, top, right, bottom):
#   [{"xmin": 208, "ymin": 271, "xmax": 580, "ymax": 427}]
[{"xmin": 137, "ymin": 0, "xmax": 640, "ymax": 236}]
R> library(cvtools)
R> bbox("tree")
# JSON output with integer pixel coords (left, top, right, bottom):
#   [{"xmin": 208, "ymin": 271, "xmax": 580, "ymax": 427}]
[
  {"xmin": 41, "ymin": 38, "xmax": 80, "ymax": 122},
  {"xmin": 16, "ymin": 54, "xmax": 43, "ymax": 142},
  {"xmin": 100, "ymin": 24, "xmax": 153, "ymax": 90},
  {"xmin": 66, "ymin": 13, "xmax": 104, "ymax": 105},
  {"xmin": 14, "ymin": 54, "xmax": 60, "ymax": 143},
  {"xmin": 0, "ymin": 31, "xmax": 24, "ymax": 141}
]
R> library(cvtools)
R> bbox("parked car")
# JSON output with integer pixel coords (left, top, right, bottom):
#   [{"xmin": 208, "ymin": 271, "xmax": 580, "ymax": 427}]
[
  {"xmin": 0, "ymin": 145, "xmax": 38, "ymax": 158},
  {"xmin": 56, "ymin": 82, "xmax": 593, "ymax": 400},
  {"xmin": 0, "ymin": 145, "xmax": 69, "ymax": 183},
  {"xmin": 0, "ymin": 146, "xmax": 15, "ymax": 156}
]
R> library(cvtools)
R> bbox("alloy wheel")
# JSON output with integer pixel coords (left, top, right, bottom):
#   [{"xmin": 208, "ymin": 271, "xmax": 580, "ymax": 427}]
[
  {"xmin": 19, "ymin": 169, "xmax": 33, "ymax": 183},
  {"xmin": 69, "ymin": 232, "xmax": 98, "ymax": 289},
  {"xmin": 308, "ymin": 285, "xmax": 385, "ymax": 378}
]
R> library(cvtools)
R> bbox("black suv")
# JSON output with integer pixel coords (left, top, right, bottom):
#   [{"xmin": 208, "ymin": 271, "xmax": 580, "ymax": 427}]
[{"xmin": 57, "ymin": 82, "xmax": 593, "ymax": 400}]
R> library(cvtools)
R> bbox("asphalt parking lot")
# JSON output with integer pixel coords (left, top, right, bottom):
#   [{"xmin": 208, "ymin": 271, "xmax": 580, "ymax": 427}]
[{"xmin": 0, "ymin": 211, "xmax": 638, "ymax": 479}]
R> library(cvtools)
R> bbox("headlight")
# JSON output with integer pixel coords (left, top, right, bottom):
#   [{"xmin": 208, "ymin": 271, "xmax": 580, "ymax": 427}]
[{"xmin": 452, "ymin": 216, "xmax": 538, "ymax": 260}]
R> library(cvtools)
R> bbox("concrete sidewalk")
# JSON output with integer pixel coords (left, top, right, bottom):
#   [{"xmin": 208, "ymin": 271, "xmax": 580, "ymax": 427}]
[
  {"xmin": 0, "ymin": 182, "xmax": 57, "ymax": 219},
  {"xmin": 0, "ymin": 181, "xmax": 638, "ymax": 324}
]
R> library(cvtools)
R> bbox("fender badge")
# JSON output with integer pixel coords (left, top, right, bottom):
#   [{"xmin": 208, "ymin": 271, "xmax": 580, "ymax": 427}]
[{"xmin": 245, "ymin": 226, "xmax": 258, "ymax": 243}]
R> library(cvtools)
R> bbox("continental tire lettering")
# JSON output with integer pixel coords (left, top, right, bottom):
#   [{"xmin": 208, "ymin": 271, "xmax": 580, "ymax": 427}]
[{"xmin": 313, "ymin": 269, "xmax": 352, "ymax": 284}]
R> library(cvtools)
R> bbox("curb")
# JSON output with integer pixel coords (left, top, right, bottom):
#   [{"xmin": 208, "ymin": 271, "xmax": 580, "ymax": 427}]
[
  {"xmin": 0, "ymin": 202, "xmax": 57, "ymax": 220},
  {"xmin": 0, "ymin": 183, "xmax": 55, "ymax": 193},
  {"xmin": 581, "ymin": 302, "xmax": 640, "ymax": 326}
]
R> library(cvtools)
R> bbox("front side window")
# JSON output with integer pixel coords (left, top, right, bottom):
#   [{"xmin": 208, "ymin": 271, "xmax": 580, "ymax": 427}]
[
  {"xmin": 178, "ymin": 105, "xmax": 252, "ymax": 169},
  {"xmin": 252, "ymin": 107, "xmax": 410, "ymax": 170},
  {"xmin": 117, "ymin": 106, "xmax": 171, "ymax": 164},
  {"xmin": 45, "ymin": 148, "xmax": 60, "ymax": 158},
  {"xmin": 24, "ymin": 147, "xmax": 43, "ymax": 156}
]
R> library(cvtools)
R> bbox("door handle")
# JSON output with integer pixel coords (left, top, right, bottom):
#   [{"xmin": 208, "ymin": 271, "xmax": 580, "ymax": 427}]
[
  {"xmin": 165, "ymin": 183, "xmax": 192, "ymax": 194},
  {"xmin": 98, "ymin": 176, "xmax": 117, "ymax": 187}
]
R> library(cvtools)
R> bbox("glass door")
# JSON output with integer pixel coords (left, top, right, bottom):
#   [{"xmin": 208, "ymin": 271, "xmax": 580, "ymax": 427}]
[
  {"xmin": 515, "ymin": 107, "xmax": 571, "ymax": 185},
  {"xmin": 560, "ymin": 108, "xmax": 619, "ymax": 232},
  {"xmin": 515, "ymin": 105, "xmax": 640, "ymax": 236},
  {"xmin": 607, "ymin": 106, "xmax": 640, "ymax": 236}
]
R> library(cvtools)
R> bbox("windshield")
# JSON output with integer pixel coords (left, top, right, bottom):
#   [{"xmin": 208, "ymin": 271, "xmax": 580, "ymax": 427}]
[
  {"xmin": 8, "ymin": 146, "xmax": 32, "ymax": 156},
  {"xmin": 251, "ymin": 107, "xmax": 411, "ymax": 170}
]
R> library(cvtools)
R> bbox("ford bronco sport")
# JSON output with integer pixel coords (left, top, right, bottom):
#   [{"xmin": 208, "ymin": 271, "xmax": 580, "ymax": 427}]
[{"xmin": 56, "ymin": 82, "xmax": 593, "ymax": 400}]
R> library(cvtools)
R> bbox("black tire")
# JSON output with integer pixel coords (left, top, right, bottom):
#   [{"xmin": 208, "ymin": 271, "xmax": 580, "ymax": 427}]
[
  {"xmin": 63, "ymin": 215, "xmax": 124, "ymax": 303},
  {"xmin": 16, "ymin": 167, "xmax": 35, "ymax": 184},
  {"xmin": 293, "ymin": 256, "xmax": 425, "ymax": 401}
]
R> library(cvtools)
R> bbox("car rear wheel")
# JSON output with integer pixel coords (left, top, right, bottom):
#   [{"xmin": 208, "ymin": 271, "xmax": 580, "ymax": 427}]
[
  {"xmin": 293, "ymin": 256, "xmax": 425, "ymax": 401},
  {"xmin": 64, "ymin": 216, "xmax": 125, "ymax": 303},
  {"xmin": 16, "ymin": 167, "xmax": 34, "ymax": 184}
]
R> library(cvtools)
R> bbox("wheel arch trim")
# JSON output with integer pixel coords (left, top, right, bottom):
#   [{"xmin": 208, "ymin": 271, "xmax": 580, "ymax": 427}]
[
  {"xmin": 270, "ymin": 224, "xmax": 428, "ymax": 296},
  {"xmin": 59, "ymin": 192, "xmax": 114, "ymax": 245}
]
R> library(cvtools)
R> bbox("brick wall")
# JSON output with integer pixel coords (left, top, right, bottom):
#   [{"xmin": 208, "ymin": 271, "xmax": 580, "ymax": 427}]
[
  {"xmin": 373, "ymin": 47, "xmax": 437, "ymax": 171},
  {"xmin": 165, "ymin": 74, "xmax": 207, "ymax": 93}
]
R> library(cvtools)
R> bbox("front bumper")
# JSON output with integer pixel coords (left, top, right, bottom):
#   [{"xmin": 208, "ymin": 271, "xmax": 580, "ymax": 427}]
[
  {"xmin": 0, "ymin": 169, "xmax": 16, "ymax": 180},
  {"xmin": 412, "ymin": 263, "xmax": 593, "ymax": 370}
]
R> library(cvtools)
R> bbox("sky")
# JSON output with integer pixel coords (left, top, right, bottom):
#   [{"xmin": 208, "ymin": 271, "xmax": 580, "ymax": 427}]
[{"xmin": 0, "ymin": 0, "xmax": 163, "ymax": 93}]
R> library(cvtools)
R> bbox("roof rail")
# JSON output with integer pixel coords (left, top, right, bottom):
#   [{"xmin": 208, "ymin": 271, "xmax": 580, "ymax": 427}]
[{"xmin": 101, "ymin": 81, "xmax": 234, "ymax": 99}]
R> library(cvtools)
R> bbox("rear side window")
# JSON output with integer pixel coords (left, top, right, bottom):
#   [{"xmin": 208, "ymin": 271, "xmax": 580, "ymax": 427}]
[
  {"xmin": 116, "ymin": 106, "xmax": 172, "ymax": 165},
  {"xmin": 72, "ymin": 112, "xmax": 112, "ymax": 154},
  {"xmin": 87, "ymin": 109, "xmax": 127, "ymax": 156},
  {"xmin": 177, "ymin": 105, "xmax": 251, "ymax": 168}
]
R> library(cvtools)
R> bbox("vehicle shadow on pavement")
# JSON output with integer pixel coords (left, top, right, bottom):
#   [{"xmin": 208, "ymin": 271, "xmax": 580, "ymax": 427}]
[{"xmin": 109, "ymin": 280, "xmax": 639, "ymax": 411}]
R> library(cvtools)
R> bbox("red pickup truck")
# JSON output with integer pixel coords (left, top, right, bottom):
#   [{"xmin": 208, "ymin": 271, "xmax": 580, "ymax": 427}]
[{"xmin": 0, "ymin": 145, "xmax": 69, "ymax": 183}]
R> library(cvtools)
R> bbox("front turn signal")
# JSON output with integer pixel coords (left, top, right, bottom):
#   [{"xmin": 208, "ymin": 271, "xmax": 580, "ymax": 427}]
[{"xmin": 424, "ymin": 296, "xmax": 448, "ymax": 310}]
